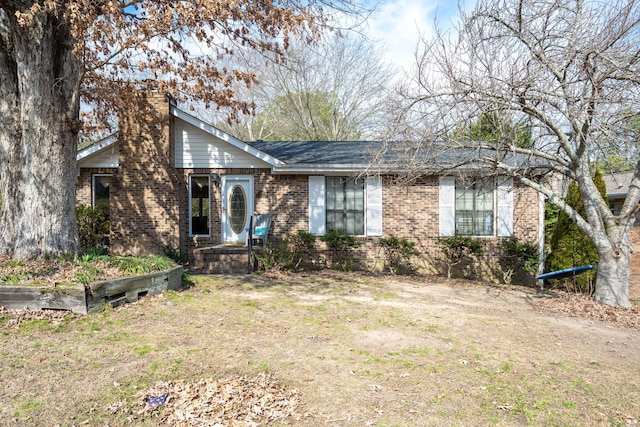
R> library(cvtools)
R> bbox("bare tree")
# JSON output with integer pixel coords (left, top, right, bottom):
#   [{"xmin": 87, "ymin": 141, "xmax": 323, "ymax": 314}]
[
  {"xmin": 211, "ymin": 33, "xmax": 395, "ymax": 141},
  {"xmin": 393, "ymin": 0, "xmax": 640, "ymax": 307},
  {"xmin": 0, "ymin": 0, "xmax": 366, "ymax": 260}
]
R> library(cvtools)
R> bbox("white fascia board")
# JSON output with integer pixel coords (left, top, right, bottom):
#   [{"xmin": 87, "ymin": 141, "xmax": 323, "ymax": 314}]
[
  {"xmin": 272, "ymin": 164, "xmax": 430, "ymax": 175},
  {"xmin": 607, "ymin": 192, "xmax": 628, "ymax": 199},
  {"xmin": 76, "ymin": 134, "xmax": 118, "ymax": 161},
  {"xmin": 272, "ymin": 164, "xmax": 372, "ymax": 174},
  {"xmin": 170, "ymin": 106, "xmax": 284, "ymax": 166}
]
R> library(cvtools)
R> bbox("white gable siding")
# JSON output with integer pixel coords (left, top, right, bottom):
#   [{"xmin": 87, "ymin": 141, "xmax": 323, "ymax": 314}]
[
  {"xmin": 77, "ymin": 142, "xmax": 119, "ymax": 168},
  {"xmin": 174, "ymin": 120, "xmax": 270, "ymax": 169}
]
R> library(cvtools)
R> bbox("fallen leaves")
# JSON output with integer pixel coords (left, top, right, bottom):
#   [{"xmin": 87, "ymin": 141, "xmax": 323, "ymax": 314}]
[
  {"xmin": 111, "ymin": 373, "xmax": 301, "ymax": 426},
  {"xmin": 533, "ymin": 293, "xmax": 640, "ymax": 332},
  {"xmin": 0, "ymin": 306, "xmax": 75, "ymax": 328}
]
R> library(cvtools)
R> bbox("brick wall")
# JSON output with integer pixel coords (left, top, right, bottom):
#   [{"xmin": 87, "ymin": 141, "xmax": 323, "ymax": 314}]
[
  {"xmin": 109, "ymin": 92, "xmax": 183, "ymax": 256},
  {"xmin": 225, "ymin": 174, "xmax": 539, "ymax": 280},
  {"xmin": 76, "ymin": 168, "xmax": 117, "ymax": 206}
]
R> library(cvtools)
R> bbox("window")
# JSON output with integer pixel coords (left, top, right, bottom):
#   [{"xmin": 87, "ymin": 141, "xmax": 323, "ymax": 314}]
[
  {"xmin": 92, "ymin": 174, "xmax": 111, "ymax": 222},
  {"xmin": 455, "ymin": 179, "xmax": 494, "ymax": 236},
  {"xmin": 190, "ymin": 175, "xmax": 210, "ymax": 236},
  {"xmin": 309, "ymin": 176, "xmax": 382, "ymax": 237},
  {"xmin": 439, "ymin": 176, "xmax": 513, "ymax": 237},
  {"xmin": 325, "ymin": 177, "xmax": 365, "ymax": 235}
]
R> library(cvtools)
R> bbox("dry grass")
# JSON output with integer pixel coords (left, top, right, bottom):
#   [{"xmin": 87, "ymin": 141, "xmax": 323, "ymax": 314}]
[{"xmin": 1, "ymin": 271, "xmax": 639, "ymax": 426}]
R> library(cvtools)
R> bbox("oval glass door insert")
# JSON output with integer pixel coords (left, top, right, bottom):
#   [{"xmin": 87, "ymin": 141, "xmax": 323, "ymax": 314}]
[{"xmin": 229, "ymin": 185, "xmax": 247, "ymax": 234}]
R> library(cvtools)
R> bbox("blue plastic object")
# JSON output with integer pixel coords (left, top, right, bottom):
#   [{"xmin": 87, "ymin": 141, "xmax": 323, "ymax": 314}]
[{"xmin": 536, "ymin": 265, "xmax": 595, "ymax": 280}]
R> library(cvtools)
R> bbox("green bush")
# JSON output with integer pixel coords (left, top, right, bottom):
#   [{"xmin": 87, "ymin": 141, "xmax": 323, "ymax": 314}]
[
  {"xmin": 162, "ymin": 244, "xmax": 186, "ymax": 264},
  {"xmin": 545, "ymin": 169, "xmax": 606, "ymax": 294},
  {"xmin": 499, "ymin": 237, "xmax": 539, "ymax": 273},
  {"xmin": 256, "ymin": 239, "xmax": 294, "ymax": 271},
  {"xmin": 255, "ymin": 230, "xmax": 318, "ymax": 272},
  {"xmin": 439, "ymin": 235, "xmax": 484, "ymax": 279},
  {"xmin": 289, "ymin": 230, "xmax": 317, "ymax": 270},
  {"xmin": 498, "ymin": 237, "xmax": 539, "ymax": 284},
  {"xmin": 378, "ymin": 235, "xmax": 419, "ymax": 274},
  {"xmin": 76, "ymin": 204, "xmax": 108, "ymax": 252},
  {"xmin": 320, "ymin": 228, "xmax": 361, "ymax": 271}
]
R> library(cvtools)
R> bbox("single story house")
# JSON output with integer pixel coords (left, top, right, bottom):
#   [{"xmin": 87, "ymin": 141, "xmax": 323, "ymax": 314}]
[{"xmin": 76, "ymin": 92, "xmax": 546, "ymax": 276}]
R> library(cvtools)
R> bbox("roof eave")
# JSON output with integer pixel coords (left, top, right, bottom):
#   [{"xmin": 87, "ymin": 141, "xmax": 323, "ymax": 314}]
[{"xmin": 76, "ymin": 134, "xmax": 118, "ymax": 161}]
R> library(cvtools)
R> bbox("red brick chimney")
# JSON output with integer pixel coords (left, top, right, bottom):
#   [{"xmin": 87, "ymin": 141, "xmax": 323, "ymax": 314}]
[{"xmin": 110, "ymin": 91, "xmax": 183, "ymax": 256}]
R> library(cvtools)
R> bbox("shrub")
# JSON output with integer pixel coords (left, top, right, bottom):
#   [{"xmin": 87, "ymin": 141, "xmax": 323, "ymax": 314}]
[
  {"xmin": 289, "ymin": 230, "xmax": 317, "ymax": 270},
  {"xmin": 255, "ymin": 239, "xmax": 294, "ymax": 271},
  {"xmin": 320, "ymin": 228, "xmax": 361, "ymax": 271},
  {"xmin": 76, "ymin": 204, "xmax": 108, "ymax": 252},
  {"xmin": 162, "ymin": 244, "xmax": 186, "ymax": 264},
  {"xmin": 545, "ymin": 168, "xmax": 606, "ymax": 294},
  {"xmin": 378, "ymin": 235, "xmax": 419, "ymax": 274},
  {"xmin": 439, "ymin": 235, "xmax": 484, "ymax": 279},
  {"xmin": 255, "ymin": 230, "xmax": 318, "ymax": 272},
  {"xmin": 498, "ymin": 237, "xmax": 539, "ymax": 284}
]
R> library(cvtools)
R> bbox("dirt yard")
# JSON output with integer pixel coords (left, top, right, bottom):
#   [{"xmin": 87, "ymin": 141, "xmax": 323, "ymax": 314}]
[{"xmin": 1, "ymin": 272, "xmax": 639, "ymax": 426}]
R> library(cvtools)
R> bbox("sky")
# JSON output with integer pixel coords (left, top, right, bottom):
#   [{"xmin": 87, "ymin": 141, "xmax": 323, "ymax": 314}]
[{"xmin": 364, "ymin": 0, "xmax": 475, "ymax": 75}]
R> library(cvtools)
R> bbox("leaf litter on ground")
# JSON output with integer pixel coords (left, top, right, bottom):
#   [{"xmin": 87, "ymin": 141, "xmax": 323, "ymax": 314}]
[
  {"xmin": 109, "ymin": 373, "xmax": 303, "ymax": 426},
  {"xmin": 532, "ymin": 292, "xmax": 640, "ymax": 331}
]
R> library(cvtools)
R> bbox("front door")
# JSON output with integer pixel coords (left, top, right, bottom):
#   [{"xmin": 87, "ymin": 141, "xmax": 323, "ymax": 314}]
[{"xmin": 221, "ymin": 175, "xmax": 254, "ymax": 245}]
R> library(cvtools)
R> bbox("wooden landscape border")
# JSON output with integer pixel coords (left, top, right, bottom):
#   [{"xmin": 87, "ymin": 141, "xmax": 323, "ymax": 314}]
[{"xmin": 0, "ymin": 266, "xmax": 183, "ymax": 315}]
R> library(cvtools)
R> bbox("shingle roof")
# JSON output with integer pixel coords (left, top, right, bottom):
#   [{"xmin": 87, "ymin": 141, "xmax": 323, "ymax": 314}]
[
  {"xmin": 247, "ymin": 140, "xmax": 382, "ymax": 165},
  {"xmin": 604, "ymin": 171, "xmax": 635, "ymax": 197},
  {"xmin": 248, "ymin": 140, "xmax": 551, "ymax": 174}
]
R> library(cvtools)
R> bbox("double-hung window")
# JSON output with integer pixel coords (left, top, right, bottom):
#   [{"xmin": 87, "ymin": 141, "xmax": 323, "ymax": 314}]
[
  {"xmin": 189, "ymin": 175, "xmax": 210, "ymax": 236},
  {"xmin": 455, "ymin": 179, "xmax": 494, "ymax": 236},
  {"xmin": 326, "ymin": 177, "xmax": 365, "ymax": 235},
  {"xmin": 308, "ymin": 176, "xmax": 382, "ymax": 237},
  {"xmin": 439, "ymin": 176, "xmax": 513, "ymax": 237}
]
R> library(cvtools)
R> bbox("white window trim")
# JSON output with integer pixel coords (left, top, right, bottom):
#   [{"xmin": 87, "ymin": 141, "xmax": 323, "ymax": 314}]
[
  {"xmin": 308, "ymin": 175, "xmax": 382, "ymax": 237},
  {"xmin": 189, "ymin": 174, "xmax": 211, "ymax": 237}
]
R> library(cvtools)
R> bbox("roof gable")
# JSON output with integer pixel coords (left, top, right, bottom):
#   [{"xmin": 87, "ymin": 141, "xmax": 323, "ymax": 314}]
[
  {"xmin": 76, "ymin": 134, "xmax": 119, "ymax": 167},
  {"xmin": 171, "ymin": 107, "xmax": 283, "ymax": 166}
]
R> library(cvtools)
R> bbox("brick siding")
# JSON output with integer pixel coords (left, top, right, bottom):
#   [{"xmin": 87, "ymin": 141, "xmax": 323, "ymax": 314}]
[{"xmin": 110, "ymin": 92, "xmax": 183, "ymax": 255}]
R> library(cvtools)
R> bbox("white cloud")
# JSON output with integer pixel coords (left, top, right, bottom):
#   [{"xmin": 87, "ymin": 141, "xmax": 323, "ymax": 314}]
[
  {"xmin": 366, "ymin": 0, "xmax": 437, "ymax": 74},
  {"xmin": 365, "ymin": 0, "xmax": 475, "ymax": 77}
]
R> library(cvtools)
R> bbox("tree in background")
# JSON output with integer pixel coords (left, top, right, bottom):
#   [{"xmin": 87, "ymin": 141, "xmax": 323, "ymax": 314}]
[
  {"xmin": 546, "ymin": 168, "xmax": 608, "ymax": 294},
  {"xmin": 597, "ymin": 110, "xmax": 640, "ymax": 173},
  {"xmin": 392, "ymin": 0, "xmax": 640, "ymax": 307},
  {"xmin": 454, "ymin": 111, "xmax": 532, "ymax": 149},
  {"xmin": 0, "ymin": 0, "xmax": 365, "ymax": 260},
  {"xmin": 251, "ymin": 89, "xmax": 363, "ymax": 141},
  {"xmin": 210, "ymin": 33, "xmax": 394, "ymax": 141}
]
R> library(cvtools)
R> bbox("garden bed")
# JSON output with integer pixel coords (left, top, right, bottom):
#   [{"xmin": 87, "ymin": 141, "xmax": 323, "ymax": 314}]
[{"xmin": 0, "ymin": 266, "xmax": 183, "ymax": 314}]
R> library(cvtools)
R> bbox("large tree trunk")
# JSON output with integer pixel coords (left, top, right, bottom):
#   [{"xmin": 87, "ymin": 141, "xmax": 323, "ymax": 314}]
[
  {"xmin": 593, "ymin": 230, "xmax": 633, "ymax": 308},
  {"xmin": 0, "ymin": 5, "xmax": 80, "ymax": 259}
]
